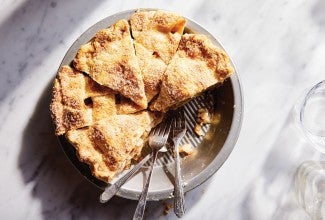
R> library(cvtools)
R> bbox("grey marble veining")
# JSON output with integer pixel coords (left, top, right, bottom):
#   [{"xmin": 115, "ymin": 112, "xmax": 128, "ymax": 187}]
[{"xmin": 1, "ymin": 0, "xmax": 325, "ymax": 219}]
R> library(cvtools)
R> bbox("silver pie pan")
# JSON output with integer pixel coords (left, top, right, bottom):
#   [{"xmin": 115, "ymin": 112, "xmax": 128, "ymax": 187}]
[{"xmin": 57, "ymin": 9, "xmax": 243, "ymax": 201}]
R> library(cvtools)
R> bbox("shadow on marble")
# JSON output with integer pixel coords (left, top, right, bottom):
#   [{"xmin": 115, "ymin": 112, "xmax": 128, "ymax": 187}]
[
  {"xmin": 235, "ymin": 106, "xmax": 324, "ymax": 220},
  {"xmin": 311, "ymin": 0, "xmax": 325, "ymax": 30},
  {"xmin": 18, "ymin": 81, "xmax": 134, "ymax": 219},
  {"xmin": 0, "ymin": 0, "xmax": 103, "ymax": 101},
  {"xmin": 18, "ymin": 81, "xmax": 210, "ymax": 219}
]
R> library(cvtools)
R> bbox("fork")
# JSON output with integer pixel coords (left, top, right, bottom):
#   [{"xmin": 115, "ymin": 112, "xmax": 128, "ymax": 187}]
[
  {"xmin": 172, "ymin": 107, "xmax": 187, "ymax": 218},
  {"xmin": 133, "ymin": 116, "xmax": 173, "ymax": 220}
]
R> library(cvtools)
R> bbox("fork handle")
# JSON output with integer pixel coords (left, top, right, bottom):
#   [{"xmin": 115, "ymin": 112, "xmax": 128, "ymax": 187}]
[
  {"xmin": 133, "ymin": 150, "xmax": 159, "ymax": 220},
  {"xmin": 100, "ymin": 154, "xmax": 151, "ymax": 203},
  {"xmin": 173, "ymin": 139, "xmax": 185, "ymax": 218}
]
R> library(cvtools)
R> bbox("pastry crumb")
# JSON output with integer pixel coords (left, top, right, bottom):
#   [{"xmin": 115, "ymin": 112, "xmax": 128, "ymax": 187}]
[
  {"xmin": 194, "ymin": 123, "xmax": 204, "ymax": 136},
  {"xmin": 211, "ymin": 112, "xmax": 221, "ymax": 125},
  {"xmin": 179, "ymin": 143, "xmax": 195, "ymax": 157},
  {"xmin": 197, "ymin": 108, "xmax": 211, "ymax": 124},
  {"xmin": 162, "ymin": 201, "xmax": 173, "ymax": 215},
  {"xmin": 194, "ymin": 108, "xmax": 211, "ymax": 136}
]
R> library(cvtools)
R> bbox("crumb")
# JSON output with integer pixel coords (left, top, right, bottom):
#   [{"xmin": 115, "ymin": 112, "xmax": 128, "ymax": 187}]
[
  {"xmin": 194, "ymin": 123, "xmax": 204, "ymax": 136},
  {"xmin": 194, "ymin": 108, "xmax": 212, "ymax": 136},
  {"xmin": 211, "ymin": 112, "xmax": 221, "ymax": 125},
  {"xmin": 179, "ymin": 143, "xmax": 195, "ymax": 157},
  {"xmin": 204, "ymin": 131, "xmax": 213, "ymax": 140},
  {"xmin": 197, "ymin": 108, "xmax": 211, "ymax": 124},
  {"xmin": 162, "ymin": 201, "xmax": 173, "ymax": 215}
]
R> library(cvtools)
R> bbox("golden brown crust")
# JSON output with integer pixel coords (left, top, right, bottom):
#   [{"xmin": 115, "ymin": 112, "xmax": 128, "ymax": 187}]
[
  {"xmin": 150, "ymin": 34, "xmax": 234, "ymax": 112},
  {"xmin": 92, "ymin": 94, "xmax": 117, "ymax": 121},
  {"xmin": 131, "ymin": 10, "xmax": 186, "ymax": 64},
  {"xmin": 50, "ymin": 66, "xmax": 91, "ymax": 135},
  {"xmin": 116, "ymin": 96, "xmax": 144, "ymax": 114},
  {"xmin": 84, "ymin": 76, "xmax": 113, "ymax": 97},
  {"xmin": 130, "ymin": 10, "xmax": 186, "ymax": 102},
  {"xmin": 50, "ymin": 66, "xmax": 114, "ymax": 135},
  {"xmin": 66, "ymin": 111, "xmax": 159, "ymax": 182},
  {"xmin": 73, "ymin": 19, "xmax": 147, "ymax": 109}
]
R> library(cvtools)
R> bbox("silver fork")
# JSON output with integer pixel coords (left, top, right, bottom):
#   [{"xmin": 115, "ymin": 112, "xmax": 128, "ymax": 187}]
[
  {"xmin": 133, "ymin": 116, "xmax": 173, "ymax": 220},
  {"xmin": 172, "ymin": 107, "xmax": 187, "ymax": 218}
]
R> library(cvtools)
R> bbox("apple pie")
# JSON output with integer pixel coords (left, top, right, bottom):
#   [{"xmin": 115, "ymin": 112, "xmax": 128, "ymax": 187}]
[{"xmin": 50, "ymin": 10, "xmax": 234, "ymax": 183}]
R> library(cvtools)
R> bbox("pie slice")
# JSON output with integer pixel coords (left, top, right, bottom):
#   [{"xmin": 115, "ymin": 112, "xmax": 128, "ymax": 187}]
[
  {"xmin": 66, "ymin": 111, "xmax": 160, "ymax": 182},
  {"xmin": 50, "ymin": 65, "xmax": 114, "ymax": 135},
  {"xmin": 130, "ymin": 10, "xmax": 186, "ymax": 102},
  {"xmin": 150, "ymin": 34, "xmax": 234, "ymax": 112},
  {"xmin": 73, "ymin": 19, "xmax": 147, "ymax": 109}
]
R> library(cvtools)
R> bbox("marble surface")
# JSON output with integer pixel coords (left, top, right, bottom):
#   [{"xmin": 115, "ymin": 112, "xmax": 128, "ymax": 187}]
[{"xmin": 1, "ymin": 0, "xmax": 325, "ymax": 219}]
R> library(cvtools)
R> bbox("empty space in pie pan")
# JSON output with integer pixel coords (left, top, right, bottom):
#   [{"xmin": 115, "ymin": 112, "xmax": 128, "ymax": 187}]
[{"xmin": 57, "ymin": 9, "xmax": 243, "ymax": 201}]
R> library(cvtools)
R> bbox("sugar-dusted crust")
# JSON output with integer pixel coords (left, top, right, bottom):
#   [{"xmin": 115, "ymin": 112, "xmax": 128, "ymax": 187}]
[
  {"xmin": 130, "ymin": 10, "xmax": 186, "ymax": 102},
  {"xmin": 150, "ymin": 34, "xmax": 234, "ymax": 112},
  {"xmin": 66, "ymin": 111, "xmax": 159, "ymax": 182},
  {"xmin": 116, "ymin": 96, "xmax": 144, "ymax": 114},
  {"xmin": 73, "ymin": 19, "xmax": 147, "ymax": 109},
  {"xmin": 92, "ymin": 94, "xmax": 117, "ymax": 121},
  {"xmin": 50, "ymin": 65, "xmax": 114, "ymax": 135}
]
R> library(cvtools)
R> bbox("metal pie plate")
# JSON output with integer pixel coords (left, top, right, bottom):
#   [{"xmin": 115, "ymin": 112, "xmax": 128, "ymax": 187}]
[{"xmin": 57, "ymin": 9, "xmax": 243, "ymax": 201}]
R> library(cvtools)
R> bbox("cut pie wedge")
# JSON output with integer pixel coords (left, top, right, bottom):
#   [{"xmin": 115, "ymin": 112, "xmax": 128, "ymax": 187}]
[
  {"xmin": 150, "ymin": 34, "xmax": 234, "ymax": 112},
  {"xmin": 130, "ymin": 10, "xmax": 186, "ymax": 102},
  {"xmin": 74, "ymin": 19, "xmax": 147, "ymax": 109},
  {"xmin": 66, "ymin": 111, "xmax": 161, "ymax": 182}
]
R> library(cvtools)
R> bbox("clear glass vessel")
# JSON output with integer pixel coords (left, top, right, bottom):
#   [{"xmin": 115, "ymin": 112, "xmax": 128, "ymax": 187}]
[
  {"xmin": 299, "ymin": 80, "xmax": 325, "ymax": 153},
  {"xmin": 295, "ymin": 161, "xmax": 325, "ymax": 220}
]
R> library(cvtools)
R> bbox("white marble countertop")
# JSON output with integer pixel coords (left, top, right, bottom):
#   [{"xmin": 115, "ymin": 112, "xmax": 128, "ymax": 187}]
[{"xmin": 1, "ymin": 0, "xmax": 325, "ymax": 219}]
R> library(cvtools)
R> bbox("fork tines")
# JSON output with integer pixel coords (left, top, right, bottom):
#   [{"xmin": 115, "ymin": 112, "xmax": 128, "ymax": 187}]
[
  {"xmin": 149, "ymin": 114, "xmax": 173, "ymax": 143},
  {"xmin": 173, "ymin": 107, "xmax": 186, "ymax": 132}
]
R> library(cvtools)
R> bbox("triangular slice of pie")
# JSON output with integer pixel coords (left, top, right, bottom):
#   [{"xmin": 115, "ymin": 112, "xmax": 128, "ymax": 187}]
[
  {"xmin": 50, "ymin": 65, "xmax": 115, "ymax": 135},
  {"xmin": 66, "ymin": 111, "xmax": 161, "ymax": 182},
  {"xmin": 130, "ymin": 10, "xmax": 186, "ymax": 102},
  {"xmin": 150, "ymin": 34, "xmax": 234, "ymax": 112},
  {"xmin": 74, "ymin": 19, "xmax": 147, "ymax": 109}
]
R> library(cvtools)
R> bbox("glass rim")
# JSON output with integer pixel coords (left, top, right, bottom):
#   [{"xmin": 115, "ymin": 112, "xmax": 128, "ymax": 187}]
[{"xmin": 299, "ymin": 80, "xmax": 325, "ymax": 152}]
